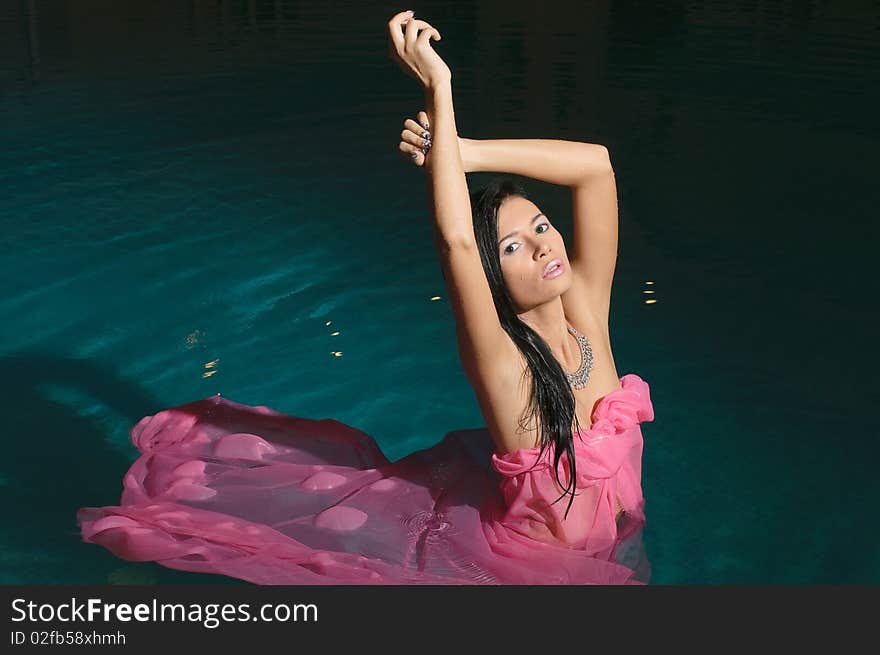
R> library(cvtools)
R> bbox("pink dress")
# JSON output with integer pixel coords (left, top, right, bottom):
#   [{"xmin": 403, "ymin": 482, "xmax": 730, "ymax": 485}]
[{"xmin": 77, "ymin": 373, "xmax": 655, "ymax": 584}]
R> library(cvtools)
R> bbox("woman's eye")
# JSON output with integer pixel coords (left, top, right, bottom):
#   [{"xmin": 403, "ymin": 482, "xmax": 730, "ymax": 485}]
[{"xmin": 502, "ymin": 224, "xmax": 550, "ymax": 255}]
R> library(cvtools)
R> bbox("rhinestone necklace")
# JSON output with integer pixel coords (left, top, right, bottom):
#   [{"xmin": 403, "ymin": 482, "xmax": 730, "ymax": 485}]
[{"xmin": 564, "ymin": 321, "xmax": 594, "ymax": 390}]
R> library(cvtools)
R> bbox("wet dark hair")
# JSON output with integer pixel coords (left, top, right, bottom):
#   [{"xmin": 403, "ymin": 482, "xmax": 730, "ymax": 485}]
[{"xmin": 467, "ymin": 176, "xmax": 583, "ymax": 520}]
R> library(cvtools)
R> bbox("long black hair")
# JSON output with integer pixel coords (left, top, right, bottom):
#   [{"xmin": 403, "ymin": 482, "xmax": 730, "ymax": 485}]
[{"xmin": 467, "ymin": 177, "xmax": 584, "ymax": 520}]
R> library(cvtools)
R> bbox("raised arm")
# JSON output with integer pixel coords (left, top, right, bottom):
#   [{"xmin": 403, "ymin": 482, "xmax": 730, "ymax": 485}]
[
  {"xmin": 387, "ymin": 11, "xmax": 513, "ymax": 376},
  {"xmin": 422, "ymin": 83, "xmax": 472, "ymax": 245},
  {"xmin": 460, "ymin": 137, "xmax": 618, "ymax": 323},
  {"xmin": 423, "ymin": 82, "xmax": 515, "ymax": 375}
]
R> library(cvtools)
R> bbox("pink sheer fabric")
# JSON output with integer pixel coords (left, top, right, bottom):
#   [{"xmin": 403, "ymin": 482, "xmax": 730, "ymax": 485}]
[{"xmin": 77, "ymin": 373, "xmax": 654, "ymax": 584}]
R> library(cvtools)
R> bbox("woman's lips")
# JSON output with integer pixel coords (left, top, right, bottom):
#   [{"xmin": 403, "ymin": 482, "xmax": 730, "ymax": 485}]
[{"xmin": 543, "ymin": 260, "xmax": 564, "ymax": 279}]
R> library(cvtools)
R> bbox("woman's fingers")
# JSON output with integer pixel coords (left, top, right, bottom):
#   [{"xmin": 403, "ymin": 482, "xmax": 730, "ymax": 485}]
[
  {"xmin": 400, "ymin": 126, "xmax": 430, "ymax": 149},
  {"xmin": 399, "ymin": 140, "xmax": 426, "ymax": 166},
  {"xmin": 399, "ymin": 116, "xmax": 432, "ymax": 167},
  {"xmin": 396, "ymin": 108, "xmax": 433, "ymax": 167},
  {"xmin": 417, "ymin": 26, "xmax": 441, "ymax": 45},
  {"xmin": 400, "ymin": 127, "xmax": 431, "ymax": 160},
  {"xmin": 404, "ymin": 18, "xmax": 440, "ymax": 49},
  {"xmin": 386, "ymin": 11, "xmax": 413, "ymax": 50},
  {"xmin": 403, "ymin": 118, "xmax": 430, "ymax": 138},
  {"xmin": 387, "ymin": 11, "xmax": 450, "ymax": 88},
  {"xmin": 388, "ymin": 10, "xmax": 441, "ymax": 42}
]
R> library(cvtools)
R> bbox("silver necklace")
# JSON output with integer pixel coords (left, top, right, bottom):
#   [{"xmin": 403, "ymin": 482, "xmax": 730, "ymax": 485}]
[{"xmin": 564, "ymin": 321, "xmax": 594, "ymax": 390}]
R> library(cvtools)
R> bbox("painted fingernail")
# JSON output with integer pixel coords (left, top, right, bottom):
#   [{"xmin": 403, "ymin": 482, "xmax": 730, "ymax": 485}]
[
  {"xmin": 422, "ymin": 131, "xmax": 430, "ymax": 138},
  {"xmin": 410, "ymin": 151, "xmax": 418, "ymax": 159},
  {"xmin": 422, "ymin": 122, "xmax": 429, "ymax": 129}
]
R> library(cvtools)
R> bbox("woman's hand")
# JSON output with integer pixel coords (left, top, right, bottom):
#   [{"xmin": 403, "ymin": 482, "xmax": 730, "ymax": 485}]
[
  {"xmin": 386, "ymin": 10, "xmax": 451, "ymax": 89},
  {"xmin": 398, "ymin": 110, "xmax": 467, "ymax": 169}
]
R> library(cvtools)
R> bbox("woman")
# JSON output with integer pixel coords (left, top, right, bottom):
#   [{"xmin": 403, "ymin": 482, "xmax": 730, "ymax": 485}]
[{"xmin": 76, "ymin": 11, "xmax": 654, "ymax": 585}]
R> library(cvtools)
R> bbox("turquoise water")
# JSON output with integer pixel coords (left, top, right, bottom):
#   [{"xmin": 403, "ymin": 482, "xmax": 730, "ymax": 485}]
[{"xmin": 1, "ymin": 1, "xmax": 877, "ymax": 584}]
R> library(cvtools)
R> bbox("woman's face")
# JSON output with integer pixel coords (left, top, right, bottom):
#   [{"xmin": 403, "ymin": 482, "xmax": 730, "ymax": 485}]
[{"xmin": 496, "ymin": 195, "xmax": 572, "ymax": 312}]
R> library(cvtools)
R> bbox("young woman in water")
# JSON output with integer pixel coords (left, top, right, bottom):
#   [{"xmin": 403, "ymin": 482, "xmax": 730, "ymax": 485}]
[
  {"xmin": 76, "ymin": 10, "xmax": 654, "ymax": 585},
  {"xmin": 389, "ymin": 10, "xmax": 640, "ymax": 522}
]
